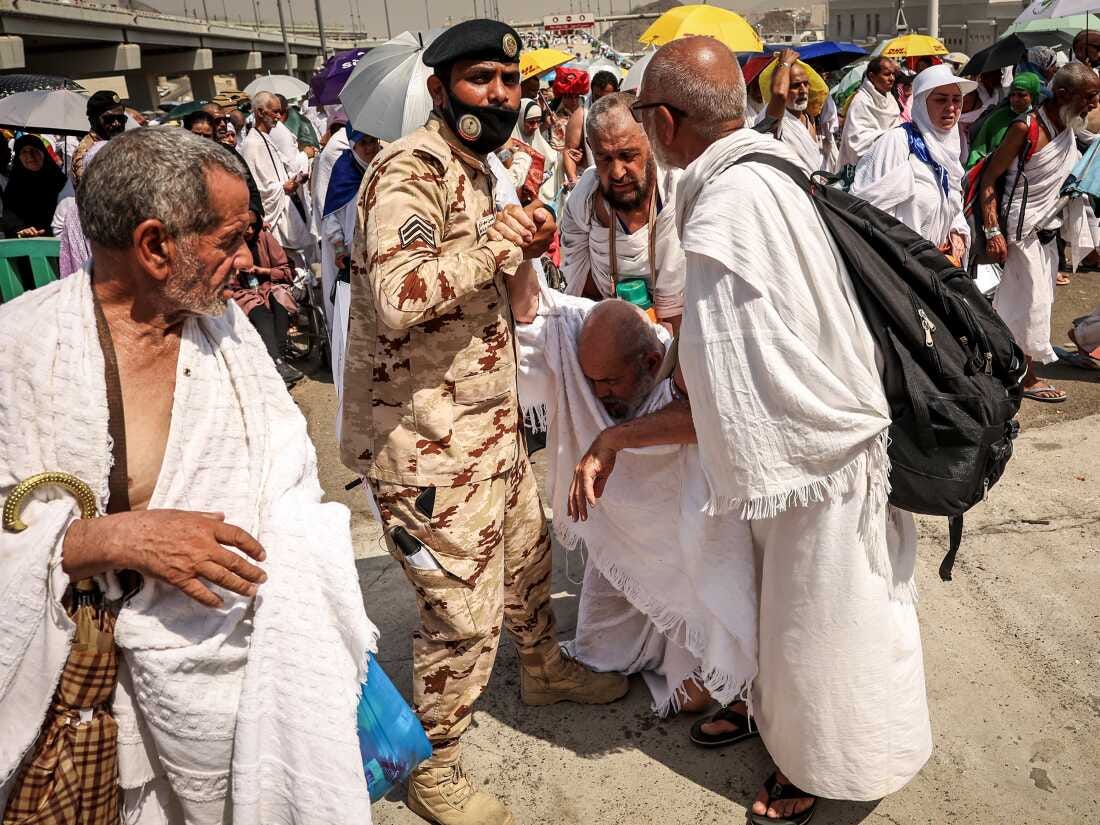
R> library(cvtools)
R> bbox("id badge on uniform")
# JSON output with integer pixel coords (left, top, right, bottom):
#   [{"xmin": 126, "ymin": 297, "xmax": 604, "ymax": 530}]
[{"xmin": 476, "ymin": 213, "xmax": 496, "ymax": 239}]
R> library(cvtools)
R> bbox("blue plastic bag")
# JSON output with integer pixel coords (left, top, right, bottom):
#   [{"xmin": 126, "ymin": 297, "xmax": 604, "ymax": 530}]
[{"xmin": 357, "ymin": 652, "xmax": 433, "ymax": 801}]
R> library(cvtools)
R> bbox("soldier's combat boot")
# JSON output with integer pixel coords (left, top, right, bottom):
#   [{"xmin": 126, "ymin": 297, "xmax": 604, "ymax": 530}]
[
  {"xmin": 407, "ymin": 761, "xmax": 514, "ymax": 825},
  {"xmin": 520, "ymin": 648, "xmax": 629, "ymax": 706}
]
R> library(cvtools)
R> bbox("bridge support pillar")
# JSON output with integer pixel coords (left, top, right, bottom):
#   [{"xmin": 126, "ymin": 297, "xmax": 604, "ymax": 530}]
[
  {"xmin": 0, "ymin": 36, "xmax": 25, "ymax": 71},
  {"xmin": 190, "ymin": 70, "xmax": 218, "ymax": 102},
  {"xmin": 124, "ymin": 71, "xmax": 161, "ymax": 111}
]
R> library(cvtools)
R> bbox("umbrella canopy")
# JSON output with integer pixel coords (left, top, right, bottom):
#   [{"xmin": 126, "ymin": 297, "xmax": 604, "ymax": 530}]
[
  {"xmin": 767, "ymin": 41, "xmax": 868, "ymax": 73},
  {"xmin": 959, "ymin": 31, "xmax": 1072, "ymax": 76},
  {"xmin": 0, "ymin": 89, "xmax": 91, "ymax": 136},
  {"xmin": 340, "ymin": 29, "xmax": 444, "ymax": 143},
  {"xmin": 641, "ymin": 4, "xmax": 764, "ymax": 54},
  {"xmin": 1013, "ymin": 0, "xmax": 1100, "ymax": 24},
  {"xmin": 880, "ymin": 33, "xmax": 949, "ymax": 59},
  {"xmin": 244, "ymin": 74, "xmax": 310, "ymax": 100},
  {"xmin": 160, "ymin": 99, "xmax": 208, "ymax": 122},
  {"xmin": 310, "ymin": 48, "xmax": 369, "ymax": 106},
  {"xmin": 622, "ymin": 50, "xmax": 655, "ymax": 93},
  {"xmin": 522, "ymin": 48, "xmax": 573, "ymax": 82},
  {"xmin": 1006, "ymin": 13, "xmax": 1100, "ymax": 36},
  {"xmin": 0, "ymin": 74, "xmax": 83, "ymax": 100}
]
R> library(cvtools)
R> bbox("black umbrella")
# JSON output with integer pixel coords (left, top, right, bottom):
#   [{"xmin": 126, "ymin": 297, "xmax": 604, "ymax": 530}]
[{"xmin": 959, "ymin": 31, "xmax": 1071, "ymax": 77}]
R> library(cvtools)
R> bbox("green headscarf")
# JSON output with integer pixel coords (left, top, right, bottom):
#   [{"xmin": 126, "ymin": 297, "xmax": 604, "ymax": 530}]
[
  {"xmin": 964, "ymin": 73, "xmax": 1044, "ymax": 169},
  {"xmin": 1010, "ymin": 71, "xmax": 1043, "ymax": 100}
]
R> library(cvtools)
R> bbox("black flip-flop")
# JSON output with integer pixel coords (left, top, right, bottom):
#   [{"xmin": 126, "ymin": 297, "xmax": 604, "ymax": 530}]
[
  {"xmin": 688, "ymin": 704, "xmax": 759, "ymax": 748},
  {"xmin": 748, "ymin": 771, "xmax": 817, "ymax": 825}
]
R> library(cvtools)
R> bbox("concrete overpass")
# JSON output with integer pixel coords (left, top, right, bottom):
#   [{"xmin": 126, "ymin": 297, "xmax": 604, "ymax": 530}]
[{"xmin": 0, "ymin": 0, "xmax": 384, "ymax": 109}]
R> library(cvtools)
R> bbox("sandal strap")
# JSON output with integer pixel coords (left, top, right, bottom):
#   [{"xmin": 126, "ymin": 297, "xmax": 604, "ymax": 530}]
[
  {"xmin": 712, "ymin": 705, "xmax": 754, "ymax": 731},
  {"xmin": 764, "ymin": 772, "xmax": 815, "ymax": 804}
]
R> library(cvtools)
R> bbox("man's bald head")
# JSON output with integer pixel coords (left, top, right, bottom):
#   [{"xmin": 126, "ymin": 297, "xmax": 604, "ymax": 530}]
[
  {"xmin": 578, "ymin": 300, "xmax": 663, "ymax": 419},
  {"xmin": 636, "ymin": 36, "xmax": 745, "ymax": 168},
  {"xmin": 1074, "ymin": 29, "xmax": 1100, "ymax": 66}
]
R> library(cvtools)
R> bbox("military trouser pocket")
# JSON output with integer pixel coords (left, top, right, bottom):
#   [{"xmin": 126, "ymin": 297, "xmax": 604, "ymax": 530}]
[{"xmin": 400, "ymin": 560, "xmax": 497, "ymax": 642}]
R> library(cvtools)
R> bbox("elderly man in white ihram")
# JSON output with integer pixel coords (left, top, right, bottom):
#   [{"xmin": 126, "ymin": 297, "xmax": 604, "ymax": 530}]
[
  {"xmin": 508, "ymin": 269, "xmax": 758, "ymax": 719},
  {"xmin": 837, "ymin": 57, "xmax": 902, "ymax": 170},
  {"xmin": 851, "ymin": 64, "xmax": 977, "ymax": 265},
  {"xmin": 0, "ymin": 128, "xmax": 376, "ymax": 825},
  {"xmin": 620, "ymin": 36, "xmax": 931, "ymax": 825}
]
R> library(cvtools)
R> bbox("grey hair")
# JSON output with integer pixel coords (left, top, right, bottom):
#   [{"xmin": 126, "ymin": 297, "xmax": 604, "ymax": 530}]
[
  {"xmin": 1052, "ymin": 61, "xmax": 1099, "ymax": 94},
  {"xmin": 78, "ymin": 126, "xmax": 247, "ymax": 249},
  {"xmin": 252, "ymin": 90, "xmax": 276, "ymax": 110},
  {"xmin": 642, "ymin": 44, "xmax": 745, "ymax": 142},
  {"xmin": 585, "ymin": 91, "xmax": 638, "ymax": 146}
]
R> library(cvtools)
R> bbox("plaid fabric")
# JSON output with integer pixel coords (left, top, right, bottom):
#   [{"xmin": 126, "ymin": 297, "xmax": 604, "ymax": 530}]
[{"xmin": 3, "ymin": 610, "xmax": 119, "ymax": 825}]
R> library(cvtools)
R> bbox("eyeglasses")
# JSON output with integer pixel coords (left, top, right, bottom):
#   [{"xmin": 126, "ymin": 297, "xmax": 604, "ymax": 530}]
[{"xmin": 630, "ymin": 100, "xmax": 688, "ymax": 123}]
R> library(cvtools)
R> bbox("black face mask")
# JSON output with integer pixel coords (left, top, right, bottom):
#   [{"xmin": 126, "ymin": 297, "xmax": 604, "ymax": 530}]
[{"xmin": 441, "ymin": 88, "xmax": 519, "ymax": 155}]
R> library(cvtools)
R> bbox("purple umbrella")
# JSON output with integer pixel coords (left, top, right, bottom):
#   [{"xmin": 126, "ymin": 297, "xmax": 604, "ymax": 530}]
[{"xmin": 310, "ymin": 49, "xmax": 369, "ymax": 106}]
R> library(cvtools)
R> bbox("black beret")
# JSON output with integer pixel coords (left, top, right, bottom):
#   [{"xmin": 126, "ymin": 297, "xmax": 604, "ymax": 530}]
[
  {"xmin": 422, "ymin": 19, "xmax": 522, "ymax": 69},
  {"xmin": 87, "ymin": 90, "xmax": 123, "ymax": 120}
]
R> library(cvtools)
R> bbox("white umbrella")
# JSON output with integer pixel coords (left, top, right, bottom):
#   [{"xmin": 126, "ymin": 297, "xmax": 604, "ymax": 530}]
[
  {"xmin": 244, "ymin": 74, "xmax": 310, "ymax": 100},
  {"xmin": 340, "ymin": 29, "xmax": 444, "ymax": 143},
  {"xmin": 622, "ymin": 50, "xmax": 655, "ymax": 93},
  {"xmin": 0, "ymin": 89, "xmax": 90, "ymax": 135},
  {"xmin": 1014, "ymin": 0, "xmax": 1096, "ymax": 23}
]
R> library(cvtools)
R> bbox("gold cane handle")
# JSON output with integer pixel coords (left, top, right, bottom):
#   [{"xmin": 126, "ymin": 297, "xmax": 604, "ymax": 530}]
[{"xmin": 3, "ymin": 472, "xmax": 99, "ymax": 533}]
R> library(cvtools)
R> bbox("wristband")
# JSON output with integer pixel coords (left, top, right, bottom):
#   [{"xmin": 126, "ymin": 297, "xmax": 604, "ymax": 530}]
[{"xmin": 982, "ymin": 225, "xmax": 1002, "ymax": 240}]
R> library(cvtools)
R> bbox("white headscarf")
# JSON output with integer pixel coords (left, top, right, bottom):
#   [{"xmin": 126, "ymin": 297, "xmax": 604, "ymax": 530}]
[{"xmin": 909, "ymin": 64, "xmax": 976, "ymax": 197}]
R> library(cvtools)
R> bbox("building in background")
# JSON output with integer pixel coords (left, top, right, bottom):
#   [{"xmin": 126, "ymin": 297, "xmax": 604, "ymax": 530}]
[{"xmin": 826, "ymin": 0, "xmax": 1028, "ymax": 54}]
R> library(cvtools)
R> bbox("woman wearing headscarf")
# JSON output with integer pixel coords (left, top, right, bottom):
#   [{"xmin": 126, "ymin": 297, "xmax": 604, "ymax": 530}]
[
  {"xmin": 966, "ymin": 72, "xmax": 1043, "ymax": 168},
  {"xmin": 511, "ymin": 98, "xmax": 562, "ymax": 206},
  {"xmin": 1, "ymin": 134, "xmax": 67, "ymax": 237},
  {"xmin": 229, "ymin": 213, "xmax": 301, "ymax": 386},
  {"xmin": 851, "ymin": 64, "xmax": 978, "ymax": 265}
]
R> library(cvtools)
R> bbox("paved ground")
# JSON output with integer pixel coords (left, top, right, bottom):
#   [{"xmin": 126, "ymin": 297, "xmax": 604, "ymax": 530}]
[{"xmin": 290, "ymin": 273, "xmax": 1100, "ymax": 825}]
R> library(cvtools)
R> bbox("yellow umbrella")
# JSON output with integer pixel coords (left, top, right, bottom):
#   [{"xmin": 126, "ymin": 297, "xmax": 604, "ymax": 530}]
[
  {"xmin": 521, "ymin": 48, "xmax": 574, "ymax": 82},
  {"xmin": 880, "ymin": 33, "xmax": 948, "ymax": 59},
  {"xmin": 640, "ymin": 4, "xmax": 763, "ymax": 54},
  {"xmin": 759, "ymin": 58, "xmax": 830, "ymax": 118}
]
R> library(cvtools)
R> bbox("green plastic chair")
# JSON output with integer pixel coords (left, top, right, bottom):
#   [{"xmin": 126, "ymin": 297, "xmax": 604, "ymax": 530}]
[{"xmin": 0, "ymin": 238, "xmax": 61, "ymax": 303}]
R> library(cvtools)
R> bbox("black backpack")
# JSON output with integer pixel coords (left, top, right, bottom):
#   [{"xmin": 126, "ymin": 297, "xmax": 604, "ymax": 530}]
[{"xmin": 733, "ymin": 153, "xmax": 1027, "ymax": 580}]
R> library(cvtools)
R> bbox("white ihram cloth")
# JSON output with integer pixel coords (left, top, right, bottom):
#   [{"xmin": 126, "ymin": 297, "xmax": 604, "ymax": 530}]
[
  {"xmin": 851, "ymin": 66, "xmax": 976, "ymax": 253},
  {"xmin": 837, "ymin": 80, "xmax": 901, "ymax": 168},
  {"xmin": 0, "ymin": 269, "xmax": 378, "ymax": 824},
  {"xmin": 773, "ymin": 111, "xmax": 834, "ymax": 174},
  {"xmin": 314, "ymin": 130, "xmax": 351, "ymax": 321},
  {"xmin": 515, "ymin": 287, "xmax": 757, "ymax": 715},
  {"xmin": 239, "ymin": 127, "xmax": 314, "ymax": 253},
  {"xmin": 560, "ymin": 166, "xmax": 686, "ymax": 320},
  {"xmin": 676, "ymin": 129, "xmax": 930, "ymax": 799},
  {"xmin": 271, "ymin": 119, "xmax": 309, "ymax": 177},
  {"xmin": 995, "ymin": 113, "xmax": 1099, "ymax": 364}
]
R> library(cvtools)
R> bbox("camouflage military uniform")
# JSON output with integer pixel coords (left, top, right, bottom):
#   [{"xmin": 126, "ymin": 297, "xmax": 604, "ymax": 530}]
[{"xmin": 341, "ymin": 113, "xmax": 557, "ymax": 751}]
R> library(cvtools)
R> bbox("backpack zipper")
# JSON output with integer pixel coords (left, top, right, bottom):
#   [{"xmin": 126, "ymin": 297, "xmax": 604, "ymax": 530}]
[{"xmin": 916, "ymin": 307, "xmax": 944, "ymax": 375}]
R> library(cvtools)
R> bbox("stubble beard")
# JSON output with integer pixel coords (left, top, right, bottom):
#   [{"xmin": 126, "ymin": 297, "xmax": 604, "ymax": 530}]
[
  {"xmin": 161, "ymin": 237, "xmax": 227, "ymax": 317},
  {"xmin": 600, "ymin": 166, "xmax": 652, "ymax": 212}
]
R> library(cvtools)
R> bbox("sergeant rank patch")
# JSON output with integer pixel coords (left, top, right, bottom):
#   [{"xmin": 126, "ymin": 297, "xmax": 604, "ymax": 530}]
[{"xmin": 399, "ymin": 215, "xmax": 436, "ymax": 248}]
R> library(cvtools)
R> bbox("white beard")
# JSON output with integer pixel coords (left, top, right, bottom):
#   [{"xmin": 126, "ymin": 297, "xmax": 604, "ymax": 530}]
[
  {"xmin": 1061, "ymin": 105, "xmax": 1088, "ymax": 133},
  {"xmin": 788, "ymin": 99, "xmax": 809, "ymax": 113}
]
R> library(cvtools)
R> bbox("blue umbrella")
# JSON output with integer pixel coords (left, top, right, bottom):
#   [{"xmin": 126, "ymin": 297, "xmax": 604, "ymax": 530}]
[
  {"xmin": 766, "ymin": 41, "xmax": 868, "ymax": 73},
  {"xmin": 310, "ymin": 48, "xmax": 369, "ymax": 106}
]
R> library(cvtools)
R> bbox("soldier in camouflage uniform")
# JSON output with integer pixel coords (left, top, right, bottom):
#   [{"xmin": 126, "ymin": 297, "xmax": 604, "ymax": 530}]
[{"xmin": 340, "ymin": 19, "xmax": 629, "ymax": 825}]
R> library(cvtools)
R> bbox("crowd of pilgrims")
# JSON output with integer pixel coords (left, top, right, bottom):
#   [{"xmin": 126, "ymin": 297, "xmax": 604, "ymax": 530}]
[{"xmin": 4, "ymin": 37, "xmax": 1100, "ymax": 400}]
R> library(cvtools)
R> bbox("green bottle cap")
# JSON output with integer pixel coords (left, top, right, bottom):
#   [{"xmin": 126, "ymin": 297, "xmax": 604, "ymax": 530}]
[{"xmin": 614, "ymin": 278, "xmax": 653, "ymax": 309}]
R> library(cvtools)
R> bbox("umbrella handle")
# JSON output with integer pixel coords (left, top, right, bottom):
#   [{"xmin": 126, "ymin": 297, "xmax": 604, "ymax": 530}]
[{"xmin": 3, "ymin": 472, "xmax": 99, "ymax": 533}]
